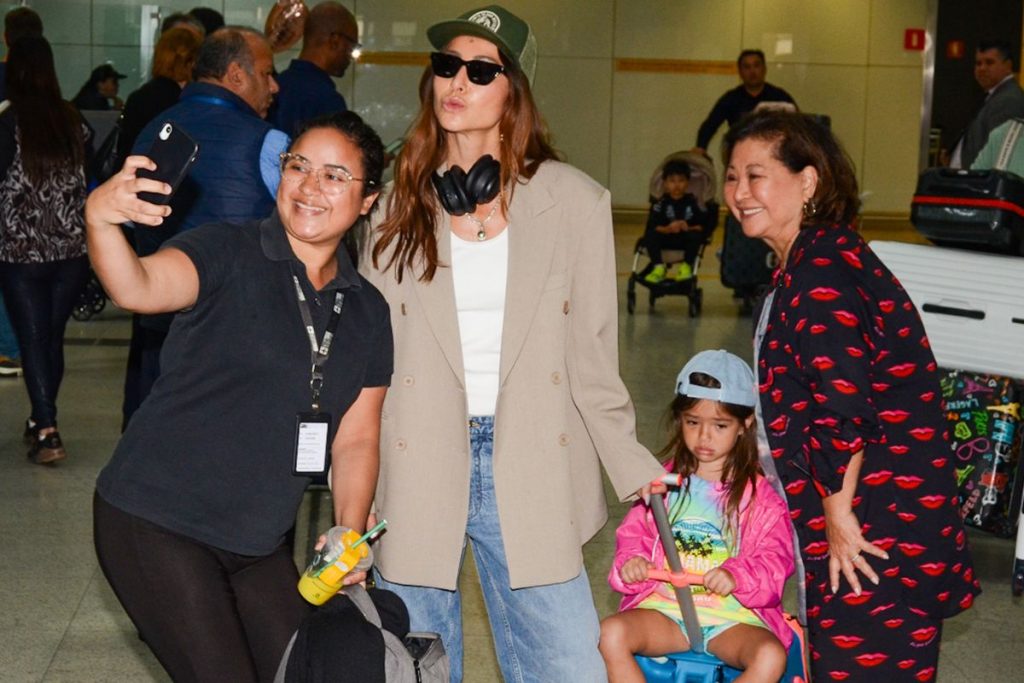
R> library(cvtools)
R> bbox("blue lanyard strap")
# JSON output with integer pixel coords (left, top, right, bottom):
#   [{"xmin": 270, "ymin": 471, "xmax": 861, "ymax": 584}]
[{"xmin": 180, "ymin": 94, "xmax": 244, "ymax": 113}]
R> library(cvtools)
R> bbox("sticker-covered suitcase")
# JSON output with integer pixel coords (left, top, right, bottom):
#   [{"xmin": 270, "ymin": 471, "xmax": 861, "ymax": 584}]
[
  {"xmin": 911, "ymin": 167, "xmax": 1024, "ymax": 255},
  {"xmin": 940, "ymin": 370, "xmax": 1023, "ymax": 536}
]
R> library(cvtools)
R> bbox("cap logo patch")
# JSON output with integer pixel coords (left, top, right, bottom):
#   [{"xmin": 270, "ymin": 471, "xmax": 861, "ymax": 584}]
[{"xmin": 468, "ymin": 10, "xmax": 501, "ymax": 33}]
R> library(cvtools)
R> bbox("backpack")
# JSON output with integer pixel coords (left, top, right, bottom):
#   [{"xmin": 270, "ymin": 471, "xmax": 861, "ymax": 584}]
[
  {"xmin": 90, "ymin": 111, "xmax": 125, "ymax": 183},
  {"xmin": 274, "ymin": 585, "xmax": 449, "ymax": 683},
  {"xmin": 348, "ymin": 586, "xmax": 449, "ymax": 683}
]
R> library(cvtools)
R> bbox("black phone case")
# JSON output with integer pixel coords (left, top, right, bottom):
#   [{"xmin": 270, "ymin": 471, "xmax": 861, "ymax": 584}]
[{"xmin": 136, "ymin": 122, "xmax": 199, "ymax": 205}]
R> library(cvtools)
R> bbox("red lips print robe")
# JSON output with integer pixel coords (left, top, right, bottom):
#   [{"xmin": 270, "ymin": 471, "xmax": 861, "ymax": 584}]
[{"xmin": 756, "ymin": 225, "xmax": 980, "ymax": 682}]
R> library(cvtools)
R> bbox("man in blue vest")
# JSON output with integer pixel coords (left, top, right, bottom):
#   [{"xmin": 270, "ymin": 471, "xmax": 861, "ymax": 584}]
[
  {"xmin": 123, "ymin": 26, "xmax": 288, "ymax": 427},
  {"xmin": 270, "ymin": 1, "xmax": 358, "ymax": 136}
]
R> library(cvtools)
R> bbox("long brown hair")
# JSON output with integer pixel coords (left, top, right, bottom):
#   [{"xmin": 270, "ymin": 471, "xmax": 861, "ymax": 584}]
[
  {"xmin": 372, "ymin": 49, "xmax": 559, "ymax": 282},
  {"xmin": 658, "ymin": 372, "xmax": 760, "ymax": 542},
  {"xmin": 6, "ymin": 36, "xmax": 85, "ymax": 184}
]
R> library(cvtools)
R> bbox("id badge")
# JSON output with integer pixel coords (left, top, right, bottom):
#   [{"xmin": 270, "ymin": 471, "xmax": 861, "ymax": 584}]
[{"xmin": 293, "ymin": 412, "xmax": 331, "ymax": 476}]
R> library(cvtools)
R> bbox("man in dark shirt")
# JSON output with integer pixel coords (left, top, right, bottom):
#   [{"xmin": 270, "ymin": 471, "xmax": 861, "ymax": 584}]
[
  {"xmin": 695, "ymin": 49, "xmax": 796, "ymax": 153},
  {"xmin": 270, "ymin": 1, "xmax": 358, "ymax": 136},
  {"xmin": 123, "ymin": 27, "xmax": 286, "ymax": 428}
]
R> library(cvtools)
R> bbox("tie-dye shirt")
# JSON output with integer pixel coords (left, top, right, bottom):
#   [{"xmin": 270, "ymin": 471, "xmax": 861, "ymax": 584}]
[{"xmin": 637, "ymin": 475, "xmax": 764, "ymax": 630}]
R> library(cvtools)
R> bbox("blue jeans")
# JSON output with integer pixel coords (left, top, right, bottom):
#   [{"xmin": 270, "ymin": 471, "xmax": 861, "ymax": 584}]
[
  {"xmin": 0, "ymin": 291, "xmax": 19, "ymax": 359},
  {"xmin": 375, "ymin": 416, "xmax": 607, "ymax": 683}
]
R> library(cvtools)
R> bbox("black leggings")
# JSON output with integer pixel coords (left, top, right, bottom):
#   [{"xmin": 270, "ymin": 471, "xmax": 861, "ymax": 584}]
[
  {"xmin": 0, "ymin": 257, "xmax": 90, "ymax": 429},
  {"xmin": 94, "ymin": 492, "xmax": 312, "ymax": 682}
]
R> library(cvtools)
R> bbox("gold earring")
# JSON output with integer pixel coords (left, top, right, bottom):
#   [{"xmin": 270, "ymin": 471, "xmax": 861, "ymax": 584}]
[{"xmin": 802, "ymin": 198, "xmax": 817, "ymax": 218}]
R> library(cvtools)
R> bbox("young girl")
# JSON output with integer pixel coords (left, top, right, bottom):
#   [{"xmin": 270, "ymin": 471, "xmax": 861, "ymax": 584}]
[{"xmin": 600, "ymin": 349, "xmax": 795, "ymax": 683}]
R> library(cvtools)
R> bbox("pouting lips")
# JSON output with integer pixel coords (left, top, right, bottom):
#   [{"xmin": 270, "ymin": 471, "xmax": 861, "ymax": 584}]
[
  {"xmin": 893, "ymin": 475, "xmax": 924, "ymax": 489},
  {"xmin": 810, "ymin": 287, "xmax": 842, "ymax": 301},
  {"xmin": 917, "ymin": 495, "xmax": 946, "ymax": 509},
  {"xmin": 830, "ymin": 634, "xmax": 865, "ymax": 649},
  {"xmin": 853, "ymin": 653, "xmax": 889, "ymax": 667},
  {"xmin": 886, "ymin": 362, "xmax": 917, "ymax": 378}
]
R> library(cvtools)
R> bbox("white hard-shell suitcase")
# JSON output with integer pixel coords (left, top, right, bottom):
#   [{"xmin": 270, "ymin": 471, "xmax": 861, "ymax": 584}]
[
  {"xmin": 870, "ymin": 241, "xmax": 1024, "ymax": 378},
  {"xmin": 871, "ymin": 240, "xmax": 1024, "ymax": 595}
]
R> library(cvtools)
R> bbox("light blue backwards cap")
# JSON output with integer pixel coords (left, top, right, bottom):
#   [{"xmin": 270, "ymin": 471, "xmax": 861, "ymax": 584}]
[{"xmin": 675, "ymin": 349, "xmax": 756, "ymax": 408}]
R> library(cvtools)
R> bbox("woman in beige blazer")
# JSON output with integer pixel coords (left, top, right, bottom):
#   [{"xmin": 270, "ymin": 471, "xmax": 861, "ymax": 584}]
[{"xmin": 361, "ymin": 6, "xmax": 663, "ymax": 682}]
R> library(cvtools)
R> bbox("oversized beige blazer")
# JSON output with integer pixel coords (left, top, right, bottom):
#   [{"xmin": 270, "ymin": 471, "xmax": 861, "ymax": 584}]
[{"xmin": 360, "ymin": 161, "xmax": 663, "ymax": 590}]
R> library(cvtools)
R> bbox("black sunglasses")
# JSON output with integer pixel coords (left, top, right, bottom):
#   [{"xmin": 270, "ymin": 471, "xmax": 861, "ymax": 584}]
[{"xmin": 430, "ymin": 51, "xmax": 505, "ymax": 85}]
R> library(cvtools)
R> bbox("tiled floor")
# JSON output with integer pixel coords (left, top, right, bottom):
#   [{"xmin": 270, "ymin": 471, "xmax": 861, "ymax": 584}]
[{"xmin": 1, "ymin": 220, "xmax": 1021, "ymax": 682}]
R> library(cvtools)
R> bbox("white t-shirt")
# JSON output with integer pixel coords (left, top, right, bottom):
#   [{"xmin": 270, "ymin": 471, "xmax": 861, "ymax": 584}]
[{"xmin": 450, "ymin": 228, "xmax": 509, "ymax": 416}]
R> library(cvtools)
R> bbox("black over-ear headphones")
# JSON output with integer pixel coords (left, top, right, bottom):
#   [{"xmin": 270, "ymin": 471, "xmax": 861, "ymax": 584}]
[{"xmin": 432, "ymin": 155, "xmax": 501, "ymax": 216}]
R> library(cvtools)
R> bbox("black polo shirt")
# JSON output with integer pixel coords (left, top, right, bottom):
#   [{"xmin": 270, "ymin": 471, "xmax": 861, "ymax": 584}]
[{"xmin": 97, "ymin": 212, "xmax": 392, "ymax": 555}]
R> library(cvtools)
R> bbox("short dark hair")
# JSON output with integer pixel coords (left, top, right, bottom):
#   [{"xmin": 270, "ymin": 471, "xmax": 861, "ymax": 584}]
[
  {"xmin": 723, "ymin": 110, "xmax": 860, "ymax": 228},
  {"xmin": 160, "ymin": 12, "xmax": 204, "ymax": 36},
  {"xmin": 189, "ymin": 7, "xmax": 225, "ymax": 35},
  {"xmin": 662, "ymin": 159, "xmax": 691, "ymax": 180},
  {"xmin": 4, "ymin": 7, "xmax": 43, "ymax": 45},
  {"xmin": 192, "ymin": 26, "xmax": 264, "ymax": 80},
  {"xmin": 737, "ymin": 49, "xmax": 766, "ymax": 67},
  {"xmin": 977, "ymin": 39, "xmax": 1015, "ymax": 69},
  {"xmin": 293, "ymin": 111, "xmax": 385, "ymax": 197}
]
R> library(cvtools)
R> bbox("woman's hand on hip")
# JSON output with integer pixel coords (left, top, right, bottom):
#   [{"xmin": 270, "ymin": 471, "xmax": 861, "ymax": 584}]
[{"xmin": 822, "ymin": 499, "xmax": 889, "ymax": 596}]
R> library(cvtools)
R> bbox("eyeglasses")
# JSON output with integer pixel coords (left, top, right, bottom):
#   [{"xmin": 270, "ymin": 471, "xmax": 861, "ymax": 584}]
[
  {"xmin": 430, "ymin": 52, "xmax": 505, "ymax": 86},
  {"xmin": 279, "ymin": 153, "xmax": 375, "ymax": 195},
  {"xmin": 336, "ymin": 31, "xmax": 362, "ymax": 55}
]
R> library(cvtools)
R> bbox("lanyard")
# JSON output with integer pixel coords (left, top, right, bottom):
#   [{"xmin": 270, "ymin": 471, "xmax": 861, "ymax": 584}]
[
  {"xmin": 292, "ymin": 275, "xmax": 345, "ymax": 411},
  {"xmin": 180, "ymin": 94, "xmax": 244, "ymax": 112}
]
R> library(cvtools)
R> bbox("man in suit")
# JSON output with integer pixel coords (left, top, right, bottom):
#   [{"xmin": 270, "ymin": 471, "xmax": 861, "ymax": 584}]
[{"xmin": 952, "ymin": 40, "xmax": 1024, "ymax": 168}]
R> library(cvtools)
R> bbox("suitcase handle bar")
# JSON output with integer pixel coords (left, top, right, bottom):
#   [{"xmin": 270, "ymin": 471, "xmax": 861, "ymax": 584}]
[
  {"xmin": 644, "ymin": 568, "xmax": 706, "ymax": 587},
  {"xmin": 921, "ymin": 302, "xmax": 985, "ymax": 320},
  {"xmin": 647, "ymin": 474, "xmax": 707, "ymax": 653}
]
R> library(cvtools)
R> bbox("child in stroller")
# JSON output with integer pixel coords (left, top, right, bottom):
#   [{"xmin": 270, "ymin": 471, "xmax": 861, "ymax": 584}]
[{"xmin": 627, "ymin": 152, "xmax": 718, "ymax": 316}]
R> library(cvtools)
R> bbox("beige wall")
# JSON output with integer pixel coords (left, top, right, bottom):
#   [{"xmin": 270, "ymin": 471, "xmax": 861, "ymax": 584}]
[{"xmin": 21, "ymin": 0, "xmax": 929, "ymax": 215}]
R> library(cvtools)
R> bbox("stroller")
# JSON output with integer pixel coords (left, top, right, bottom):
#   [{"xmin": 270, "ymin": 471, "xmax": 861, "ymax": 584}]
[
  {"xmin": 71, "ymin": 270, "xmax": 108, "ymax": 321},
  {"xmin": 635, "ymin": 479, "xmax": 808, "ymax": 683},
  {"xmin": 627, "ymin": 151, "xmax": 719, "ymax": 317}
]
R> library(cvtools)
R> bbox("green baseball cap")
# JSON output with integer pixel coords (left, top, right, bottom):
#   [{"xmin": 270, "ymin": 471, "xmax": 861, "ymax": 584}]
[{"xmin": 427, "ymin": 5, "xmax": 537, "ymax": 85}]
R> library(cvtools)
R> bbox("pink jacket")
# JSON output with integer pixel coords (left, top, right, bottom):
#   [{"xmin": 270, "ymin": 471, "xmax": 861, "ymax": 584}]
[{"xmin": 608, "ymin": 474, "xmax": 796, "ymax": 649}]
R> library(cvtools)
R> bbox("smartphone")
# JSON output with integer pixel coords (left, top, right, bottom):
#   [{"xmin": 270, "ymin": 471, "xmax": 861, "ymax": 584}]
[
  {"xmin": 384, "ymin": 137, "xmax": 404, "ymax": 155},
  {"xmin": 136, "ymin": 122, "xmax": 199, "ymax": 205}
]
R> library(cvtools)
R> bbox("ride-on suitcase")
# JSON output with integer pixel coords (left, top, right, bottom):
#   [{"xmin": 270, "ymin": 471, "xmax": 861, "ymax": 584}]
[
  {"xmin": 910, "ymin": 167, "xmax": 1024, "ymax": 255},
  {"xmin": 634, "ymin": 480, "xmax": 808, "ymax": 682}
]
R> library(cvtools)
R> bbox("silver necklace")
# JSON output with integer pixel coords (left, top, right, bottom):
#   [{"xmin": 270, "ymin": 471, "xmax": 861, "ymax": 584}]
[{"xmin": 465, "ymin": 201, "xmax": 499, "ymax": 241}]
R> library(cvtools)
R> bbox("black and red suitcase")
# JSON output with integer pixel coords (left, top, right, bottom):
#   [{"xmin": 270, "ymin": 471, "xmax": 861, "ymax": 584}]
[{"xmin": 911, "ymin": 167, "xmax": 1024, "ymax": 255}]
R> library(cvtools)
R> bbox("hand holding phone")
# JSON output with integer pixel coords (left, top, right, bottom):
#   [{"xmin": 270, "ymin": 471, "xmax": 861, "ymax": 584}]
[{"xmin": 136, "ymin": 122, "xmax": 199, "ymax": 205}]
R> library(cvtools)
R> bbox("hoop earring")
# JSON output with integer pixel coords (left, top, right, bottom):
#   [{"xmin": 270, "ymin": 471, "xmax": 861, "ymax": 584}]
[{"xmin": 802, "ymin": 198, "xmax": 817, "ymax": 218}]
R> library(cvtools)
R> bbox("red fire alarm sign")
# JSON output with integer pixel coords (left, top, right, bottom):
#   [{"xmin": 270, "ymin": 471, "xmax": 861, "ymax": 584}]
[{"xmin": 904, "ymin": 28, "xmax": 925, "ymax": 51}]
